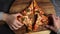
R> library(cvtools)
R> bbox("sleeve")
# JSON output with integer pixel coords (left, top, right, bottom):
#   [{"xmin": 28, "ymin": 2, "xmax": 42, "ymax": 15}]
[
  {"xmin": 0, "ymin": 0, "xmax": 15, "ymax": 13},
  {"xmin": 0, "ymin": 12, "xmax": 4, "ymax": 20},
  {"xmin": 50, "ymin": 0, "xmax": 60, "ymax": 16},
  {"xmin": 57, "ymin": 29, "xmax": 60, "ymax": 34}
]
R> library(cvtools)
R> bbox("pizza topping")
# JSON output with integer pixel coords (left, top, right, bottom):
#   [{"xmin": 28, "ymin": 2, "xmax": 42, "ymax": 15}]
[
  {"xmin": 18, "ymin": 0, "xmax": 49, "ymax": 32},
  {"xmin": 39, "ymin": 10, "xmax": 45, "ymax": 15},
  {"xmin": 33, "ymin": 24, "xmax": 39, "ymax": 31},
  {"xmin": 26, "ymin": 9, "xmax": 30, "ymax": 12}
]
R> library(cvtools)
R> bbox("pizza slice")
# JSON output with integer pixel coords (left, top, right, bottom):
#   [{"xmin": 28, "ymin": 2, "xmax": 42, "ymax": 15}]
[
  {"xmin": 33, "ymin": 0, "xmax": 48, "ymax": 31},
  {"xmin": 20, "ymin": 1, "xmax": 34, "ymax": 32}
]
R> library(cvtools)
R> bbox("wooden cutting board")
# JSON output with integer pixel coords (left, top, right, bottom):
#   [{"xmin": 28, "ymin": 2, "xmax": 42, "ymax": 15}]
[
  {"xmin": 10, "ymin": 0, "xmax": 56, "ymax": 14},
  {"xmin": 38, "ymin": 2, "xmax": 56, "ymax": 15},
  {"xmin": 9, "ymin": 0, "xmax": 56, "ymax": 34}
]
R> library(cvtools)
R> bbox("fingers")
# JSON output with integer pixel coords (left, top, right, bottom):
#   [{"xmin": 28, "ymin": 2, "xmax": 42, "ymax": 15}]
[
  {"xmin": 52, "ymin": 15, "xmax": 60, "ymax": 20},
  {"xmin": 16, "ymin": 20, "xmax": 24, "ymax": 26},
  {"xmin": 11, "ymin": 25, "xmax": 19, "ymax": 30},
  {"xmin": 9, "ymin": 25, "xmax": 14, "ymax": 30},
  {"xmin": 9, "ymin": 24, "xmax": 19, "ymax": 30},
  {"xmin": 52, "ymin": 15, "xmax": 60, "ymax": 23},
  {"xmin": 52, "ymin": 15, "xmax": 56, "ymax": 21},
  {"xmin": 13, "ymin": 22, "xmax": 21, "ymax": 28},
  {"xmin": 57, "ymin": 16, "xmax": 60, "ymax": 20},
  {"xmin": 16, "ymin": 13, "xmax": 23, "ymax": 18},
  {"xmin": 46, "ymin": 25, "xmax": 54, "ymax": 30},
  {"xmin": 12, "ymin": 13, "xmax": 23, "ymax": 19},
  {"xmin": 10, "ymin": 20, "xmax": 24, "ymax": 30},
  {"xmin": 51, "ymin": 15, "xmax": 60, "ymax": 29},
  {"xmin": 45, "ymin": 25, "xmax": 57, "ymax": 32},
  {"xmin": 7, "ymin": 13, "xmax": 24, "ymax": 30}
]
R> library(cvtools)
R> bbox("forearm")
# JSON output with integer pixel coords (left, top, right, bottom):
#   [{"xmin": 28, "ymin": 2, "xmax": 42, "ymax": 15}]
[{"xmin": 0, "ymin": 12, "xmax": 8, "ymax": 21}]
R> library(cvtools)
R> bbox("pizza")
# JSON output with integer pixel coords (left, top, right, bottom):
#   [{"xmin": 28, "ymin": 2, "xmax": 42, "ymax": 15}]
[{"xmin": 18, "ymin": 0, "xmax": 48, "ymax": 32}]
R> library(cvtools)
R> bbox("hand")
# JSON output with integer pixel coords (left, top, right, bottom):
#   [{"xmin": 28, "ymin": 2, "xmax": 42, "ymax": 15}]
[
  {"xmin": 46, "ymin": 15, "xmax": 60, "ymax": 32},
  {"xmin": 4, "ymin": 13, "xmax": 24, "ymax": 30}
]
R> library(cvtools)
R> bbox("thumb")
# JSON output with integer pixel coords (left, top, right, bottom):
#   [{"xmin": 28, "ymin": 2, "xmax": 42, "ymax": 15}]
[{"xmin": 45, "ymin": 25, "xmax": 57, "ymax": 32}]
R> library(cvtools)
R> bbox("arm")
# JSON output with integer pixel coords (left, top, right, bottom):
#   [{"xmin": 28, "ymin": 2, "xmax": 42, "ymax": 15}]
[
  {"xmin": 0, "ymin": 12, "xmax": 24, "ymax": 30},
  {"xmin": 0, "ymin": 12, "xmax": 9, "ymax": 22},
  {"xmin": 0, "ymin": 0, "xmax": 24, "ymax": 30},
  {"xmin": 46, "ymin": 15, "xmax": 60, "ymax": 34},
  {"xmin": 50, "ymin": 0, "xmax": 60, "ymax": 34},
  {"xmin": 0, "ymin": 0, "xmax": 15, "ymax": 21}
]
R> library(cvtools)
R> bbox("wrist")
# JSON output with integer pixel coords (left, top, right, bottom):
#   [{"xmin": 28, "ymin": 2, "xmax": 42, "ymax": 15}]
[{"xmin": 3, "ymin": 13, "xmax": 9, "ymax": 22}]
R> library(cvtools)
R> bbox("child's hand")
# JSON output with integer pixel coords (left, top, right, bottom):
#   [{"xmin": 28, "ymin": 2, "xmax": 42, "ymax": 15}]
[
  {"xmin": 46, "ymin": 15, "xmax": 60, "ymax": 32},
  {"xmin": 4, "ymin": 13, "xmax": 24, "ymax": 30}
]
